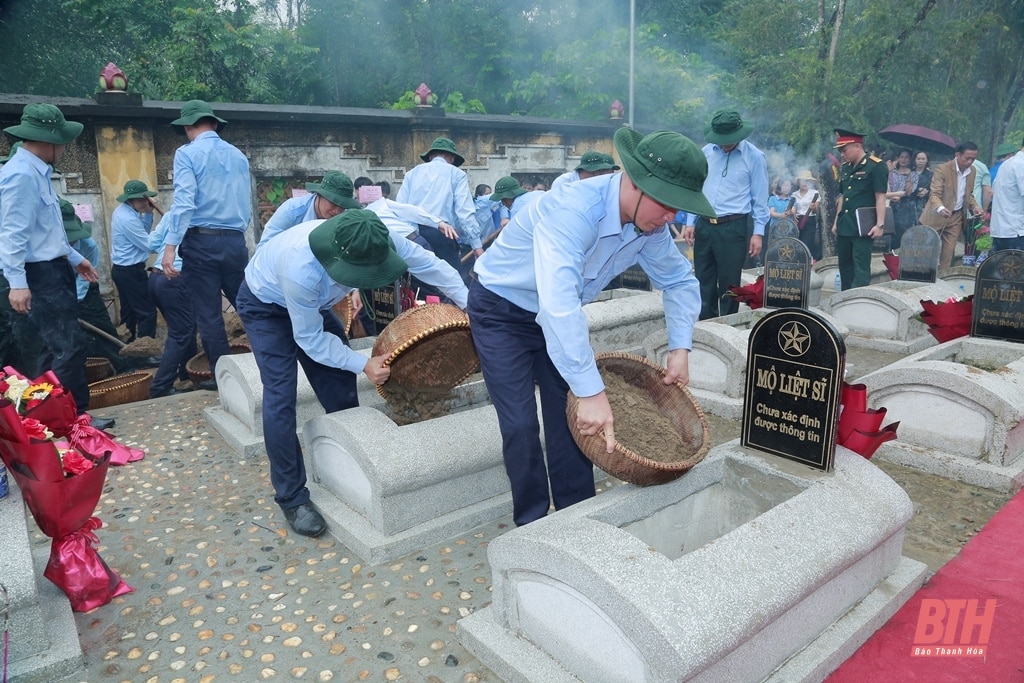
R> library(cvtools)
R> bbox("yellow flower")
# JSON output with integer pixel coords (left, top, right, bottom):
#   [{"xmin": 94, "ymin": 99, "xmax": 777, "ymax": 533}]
[{"xmin": 22, "ymin": 382, "xmax": 55, "ymax": 401}]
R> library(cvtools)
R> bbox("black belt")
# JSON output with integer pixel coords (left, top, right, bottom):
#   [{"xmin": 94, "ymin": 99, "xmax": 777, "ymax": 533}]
[
  {"xmin": 189, "ymin": 227, "xmax": 238, "ymax": 236},
  {"xmin": 705, "ymin": 213, "xmax": 749, "ymax": 225},
  {"xmin": 112, "ymin": 262, "xmax": 147, "ymax": 269},
  {"xmin": 27, "ymin": 256, "xmax": 68, "ymax": 265}
]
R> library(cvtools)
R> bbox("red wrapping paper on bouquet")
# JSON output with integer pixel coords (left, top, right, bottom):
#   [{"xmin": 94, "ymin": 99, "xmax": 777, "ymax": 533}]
[
  {"xmin": 44, "ymin": 517, "xmax": 133, "ymax": 612},
  {"xmin": 69, "ymin": 414, "xmax": 144, "ymax": 466},
  {"xmin": 0, "ymin": 441, "xmax": 134, "ymax": 611},
  {"xmin": 838, "ymin": 382, "xmax": 899, "ymax": 459},
  {"xmin": 725, "ymin": 276, "xmax": 765, "ymax": 310},
  {"xmin": 918, "ymin": 297, "xmax": 973, "ymax": 343},
  {"xmin": 2, "ymin": 366, "xmax": 78, "ymax": 438}
]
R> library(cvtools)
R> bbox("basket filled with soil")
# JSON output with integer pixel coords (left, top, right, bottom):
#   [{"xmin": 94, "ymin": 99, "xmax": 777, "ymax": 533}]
[
  {"xmin": 371, "ymin": 303, "xmax": 478, "ymax": 421},
  {"xmin": 185, "ymin": 342, "xmax": 252, "ymax": 384},
  {"xmin": 567, "ymin": 352, "xmax": 710, "ymax": 486},
  {"xmin": 85, "ymin": 357, "xmax": 114, "ymax": 383}
]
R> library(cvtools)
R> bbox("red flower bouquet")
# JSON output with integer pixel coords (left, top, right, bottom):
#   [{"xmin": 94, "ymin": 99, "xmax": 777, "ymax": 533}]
[
  {"xmin": 918, "ymin": 296, "xmax": 973, "ymax": 343},
  {"xmin": 725, "ymin": 275, "xmax": 765, "ymax": 310}
]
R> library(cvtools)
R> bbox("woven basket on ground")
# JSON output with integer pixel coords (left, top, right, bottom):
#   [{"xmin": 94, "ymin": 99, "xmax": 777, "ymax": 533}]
[
  {"xmin": 185, "ymin": 343, "xmax": 252, "ymax": 384},
  {"xmin": 88, "ymin": 371, "xmax": 153, "ymax": 409},
  {"xmin": 85, "ymin": 357, "xmax": 114, "ymax": 383},
  {"xmin": 567, "ymin": 352, "xmax": 710, "ymax": 486},
  {"xmin": 371, "ymin": 303, "xmax": 478, "ymax": 400},
  {"xmin": 331, "ymin": 295, "xmax": 355, "ymax": 336}
]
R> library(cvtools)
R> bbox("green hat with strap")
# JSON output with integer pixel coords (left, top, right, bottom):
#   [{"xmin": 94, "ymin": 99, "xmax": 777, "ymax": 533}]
[
  {"xmin": 117, "ymin": 179, "xmax": 158, "ymax": 203},
  {"xmin": 306, "ymin": 171, "xmax": 361, "ymax": 210},
  {"xmin": 576, "ymin": 151, "xmax": 619, "ymax": 172},
  {"xmin": 4, "ymin": 104, "xmax": 83, "ymax": 145},
  {"xmin": 613, "ymin": 127, "xmax": 713, "ymax": 217},
  {"xmin": 170, "ymin": 100, "xmax": 227, "ymax": 134},
  {"xmin": 703, "ymin": 110, "xmax": 753, "ymax": 146},
  {"xmin": 308, "ymin": 209, "xmax": 408, "ymax": 289},
  {"xmin": 489, "ymin": 176, "xmax": 527, "ymax": 202},
  {"xmin": 420, "ymin": 137, "xmax": 465, "ymax": 167}
]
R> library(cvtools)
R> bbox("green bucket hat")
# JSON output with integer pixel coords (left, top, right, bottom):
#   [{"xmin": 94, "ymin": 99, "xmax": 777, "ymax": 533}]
[
  {"xmin": 0, "ymin": 141, "xmax": 22, "ymax": 163},
  {"xmin": 306, "ymin": 171, "xmax": 361, "ymax": 210},
  {"xmin": 614, "ymin": 127, "xmax": 714, "ymax": 217},
  {"xmin": 170, "ymin": 100, "xmax": 227, "ymax": 133},
  {"xmin": 4, "ymin": 104, "xmax": 83, "ymax": 145},
  {"xmin": 117, "ymin": 179, "xmax": 158, "ymax": 203},
  {"xmin": 703, "ymin": 109, "xmax": 753, "ymax": 146},
  {"xmin": 576, "ymin": 151, "xmax": 620, "ymax": 173},
  {"xmin": 420, "ymin": 137, "xmax": 465, "ymax": 167},
  {"xmin": 308, "ymin": 209, "xmax": 408, "ymax": 289},
  {"xmin": 995, "ymin": 142, "xmax": 1018, "ymax": 158},
  {"xmin": 60, "ymin": 198, "xmax": 92, "ymax": 242},
  {"xmin": 489, "ymin": 176, "xmax": 527, "ymax": 202}
]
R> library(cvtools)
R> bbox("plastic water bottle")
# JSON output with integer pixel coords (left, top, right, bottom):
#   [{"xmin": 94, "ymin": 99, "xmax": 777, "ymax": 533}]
[{"xmin": 834, "ymin": 273, "xmax": 842, "ymax": 291}]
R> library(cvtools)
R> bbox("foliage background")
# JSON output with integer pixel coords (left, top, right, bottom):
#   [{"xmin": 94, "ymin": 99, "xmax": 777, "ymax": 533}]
[{"xmin": 1, "ymin": 0, "xmax": 1021, "ymax": 160}]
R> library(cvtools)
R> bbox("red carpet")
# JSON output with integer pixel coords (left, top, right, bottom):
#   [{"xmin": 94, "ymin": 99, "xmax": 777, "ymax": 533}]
[{"xmin": 828, "ymin": 489, "xmax": 1024, "ymax": 682}]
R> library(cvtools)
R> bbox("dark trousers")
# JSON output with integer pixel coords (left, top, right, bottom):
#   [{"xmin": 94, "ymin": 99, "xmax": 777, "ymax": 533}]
[
  {"xmin": 179, "ymin": 229, "xmax": 247, "ymax": 376},
  {"xmin": 17, "ymin": 259, "xmax": 90, "ymax": 413},
  {"xmin": 148, "ymin": 270, "xmax": 198, "ymax": 396},
  {"xmin": 798, "ymin": 215, "xmax": 822, "ymax": 260},
  {"xmin": 467, "ymin": 279, "xmax": 596, "ymax": 526},
  {"xmin": 236, "ymin": 281, "xmax": 357, "ymax": 510},
  {"xmin": 0, "ymin": 272, "xmax": 44, "ymax": 377},
  {"xmin": 419, "ymin": 225, "xmax": 461, "ymax": 274},
  {"xmin": 111, "ymin": 262, "xmax": 157, "ymax": 341},
  {"xmin": 693, "ymin": 216, "xmax": 749, "ymax": 319},
  {"xmin": 79, "ymin": 282, "xmax": 134, "ymax": 374},
  {"xmin": 835, "ymin": 234, "xmax": 874, "ymax": 290}
]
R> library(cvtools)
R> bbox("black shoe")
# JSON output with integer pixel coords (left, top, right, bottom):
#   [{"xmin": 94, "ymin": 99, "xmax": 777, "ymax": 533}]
[
  {"xmin": 197, "ymin": 378, "xmax": 218, "ymax": 391},
  {"xmin": 139, "ymin": 355, "xmax": 163, "ymax": 368},
  {"xmin": 87, "ymin": 415, "xmax": 116, "ymax": 431},
  {"xmin": 283, "ymin": 503, "xmax": 327, "ymax": 537}
]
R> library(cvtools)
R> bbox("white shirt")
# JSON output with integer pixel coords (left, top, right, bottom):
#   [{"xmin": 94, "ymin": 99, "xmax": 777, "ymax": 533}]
[{"xmin": 990, "ymin": 151, "xmax": 1024, "ymax": 239}]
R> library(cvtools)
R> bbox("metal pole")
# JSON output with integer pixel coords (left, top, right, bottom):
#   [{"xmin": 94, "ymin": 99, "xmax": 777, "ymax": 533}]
[{"xmin": 629, "ymin": 0, "xmax": 635, "ymax": 128}]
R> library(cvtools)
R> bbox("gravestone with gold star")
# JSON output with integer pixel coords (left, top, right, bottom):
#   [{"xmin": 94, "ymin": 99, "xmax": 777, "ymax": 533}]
[
  {"xmin": 971, "ymin": 249, "xmax": 1024, "ymax": 342},
  {"xmin": 763, "ymin": 236, "xmax": 811, "ymax": 309},
  {"xmin": 741, "ymin": 308, "xmax": 845, "ymax": 471}
]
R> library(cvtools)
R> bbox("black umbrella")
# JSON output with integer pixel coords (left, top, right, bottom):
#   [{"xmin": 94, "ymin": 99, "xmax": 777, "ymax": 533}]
[{"xmin": 879, "ymin": 124, "xmax": 956, "ymax": 155}]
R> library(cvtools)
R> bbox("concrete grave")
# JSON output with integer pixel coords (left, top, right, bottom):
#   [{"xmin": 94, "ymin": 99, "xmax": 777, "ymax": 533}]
[
  {"xmin": 0, "ymin": 480, "xmax": 84, "ymax": 683},
  {"xmin": 938, "ymin": 265, "xmax": 977, "ymax": 295},
  {"xmin": 819, "ymin": 280, "xmax": 961, "ymax": 353},
  {"xmin": 763, "ymin": 237, "xmax": 812, "ymax": 309},
  {"xmin": 897, "ymin": 225, "xmax": 941, "ymax": 283},
  {"xmin": 858, "ymin": 336, "xmax": 1024, "ymax": 492},
  {"xmin": 458, "ymin": 445, "xmax": 927, "ymax": 683},
  {"xmin": 814, "ymin": 254, "xmax": 892, "ymax": 293}
]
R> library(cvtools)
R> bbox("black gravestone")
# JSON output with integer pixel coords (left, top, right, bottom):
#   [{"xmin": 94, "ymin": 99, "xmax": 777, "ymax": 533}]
[
  {"xmin": 367, "ymin": 282, "xmax": 402, "ymax": 336},
  {"xmin": 897, "ymin": 225, "xmax": 941, "ymax": 283},
  {"xmin": 763, "ymin": 237, "xmax": 811, "ymax": 309},
  {"xmin": 742, "ymin": 308, "xmax": 846, "ymax": 471},
  {"xmin": 768, "ymin": 217, "xmax": 800, "ymax": 250},
  {"xmin": 970, "ymin": 249, "xmax": 1024, "ymax": 343},
  {"xmin": 604, "ymin": 264, "xmax": 652, "ymax": 292}
]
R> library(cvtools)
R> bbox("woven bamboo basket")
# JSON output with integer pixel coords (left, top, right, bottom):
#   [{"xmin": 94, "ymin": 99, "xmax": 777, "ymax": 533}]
[
  {"xmin": 331, "ymin": 294, "xmax": 356, "ymax": 336},
  {"xmin": 567, "ymin": 352, "xmax": 710, "ymax": 486},
  {"xmin": 88, "ymin": 371, "xmax": 153, "ymax": 409},
  {"xmin": 371, "ymin": 303, "xmax": 478, "ymax": 400},
  {"xmin": 186, "ymin": 342, "xmax": 252, "ymax": 384},
  {"xmin": 85, "ymin": 357, "xmax": 114, "ymax": 383}
]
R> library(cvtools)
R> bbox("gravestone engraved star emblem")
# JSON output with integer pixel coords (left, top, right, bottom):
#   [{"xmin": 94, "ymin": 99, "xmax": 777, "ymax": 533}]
[
  {"xmin": 778, "ymin": 321, "xmax": 811, "ymax": 357},
  {"xmin": 998, "ymin": 256, "xmax": 1022, "ymax": 279},
  {"xmin": 779, "ymin": 243, "xmax": 795, "ymax": 261}
]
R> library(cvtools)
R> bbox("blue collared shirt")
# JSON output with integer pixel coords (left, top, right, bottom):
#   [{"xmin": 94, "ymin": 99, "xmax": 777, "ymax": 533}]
[
  {"xmin": 365, "ymin": 198, "xmax": 443, "ymax": 240},
  {"xmin": 474, "ymin": 173, "xmax": 700, "ymax": 398},
  {"xmin": 110, "ymin": 202, "xmax": 154, "ymax": 265},
  {"xmin": 148, "ymin": 216, "xmax": 184, "ymax": 272},
  {"xmin": 473, "ymin": 196, "xmax": 499, "ymax": 242},
  {"xmin": 161, "ymin": 131, "xmax": 251, "ymax": 246},
  {"xmin": 510, "ymin": 190, "xmax": 544, "ymax": 219},
  {"xmin": 682, "ymin": 140, "xmax": 770, "ymax": 235},
  {"xmin": 245, "ymin": 219, "xmax": 466, "ymax": 372},
  {"xmin": 0, "ymin": 147, "xmax": 83, "ymax": 288},
  {"xmin": 259, "ymin": 194, "xmax": 318, "ymax": 248},
  {"xmin": 395, "ymin": 157, "xmax": 482, "ymax": 249},
  {"xmin": 72, "ymin": 236, "xmax": 98, "ymax": 301},
  {"xmin": 550, "ymin": 170, "xmax": 580, "ymax": 190}
]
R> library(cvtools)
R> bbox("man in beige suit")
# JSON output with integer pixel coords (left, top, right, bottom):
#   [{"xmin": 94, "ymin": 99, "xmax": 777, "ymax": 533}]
[{"xmin": 918, "ymin": 141, "xmax": 984, "ymax": 268}]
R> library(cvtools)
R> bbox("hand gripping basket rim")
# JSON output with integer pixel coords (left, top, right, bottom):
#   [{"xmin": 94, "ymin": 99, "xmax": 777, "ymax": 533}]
[
  {"xmin": 370, "ymin": 303, "xmax": 479, "ymax": 400},
  {"xmin": 566, "ymin": 351, "xmax": 711, "ymax": 486}
]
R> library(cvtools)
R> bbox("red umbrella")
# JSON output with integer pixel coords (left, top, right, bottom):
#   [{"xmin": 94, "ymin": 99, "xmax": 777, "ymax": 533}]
[{"xmin": 879, "ymin": 124, "xmax": 956, "ymax": 155}]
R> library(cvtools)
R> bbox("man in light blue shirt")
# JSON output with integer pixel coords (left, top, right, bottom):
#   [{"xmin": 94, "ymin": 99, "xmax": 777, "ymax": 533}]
[
  {"xmin": 148, "ymin": 212, "xmax": 198, "ymax": 398},
  {"xmin": 237, "ymin": 210, "xmax": 409, "ymax": 537},
  {"xmin": 0, "ymin": 103, "xmax": 113, "ymax": 429},
  {"xmin": 259, "ymin": 171, "xmax": 361, "ymax": 248},
  {"xmin": 395, "ymin": 137, "xmax": 482, "ymax": 273},
  {"xmin": 470, "ymin": 127, "xmax": 711, "ymax": 526},
  {"xmin": 111, "ymin": 180, "xmax": 159, "ymax": 341},
  {"xmin": 158, "ymin": 100, "xmax": 251, "ymax": 388},
  {"xmin": 680, "ymin": 109, "xmax": 769, "ymax": 319}
]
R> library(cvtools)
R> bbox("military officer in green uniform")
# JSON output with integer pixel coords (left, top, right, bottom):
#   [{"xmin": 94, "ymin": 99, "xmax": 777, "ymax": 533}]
[{"xmin": 830, "ymin": 129, "xmax": 887, "ymax": 290}]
